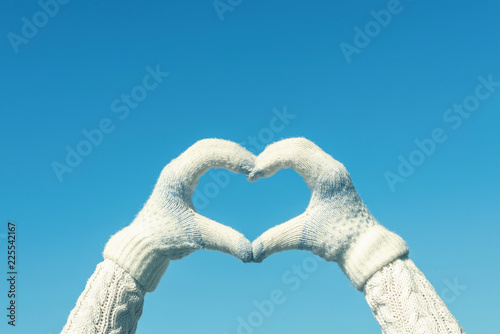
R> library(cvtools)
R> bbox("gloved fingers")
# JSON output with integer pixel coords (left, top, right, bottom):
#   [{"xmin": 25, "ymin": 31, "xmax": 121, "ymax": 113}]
[
  {"xmin": 248, "ymin": 138, "xmax": 333, "ymax": 189},
  {"xmin": 194, "ymin": 213, "xmax": 253, "ymax": 263},
  {"xmin": 181, "ymin": 138, "xmax": 255, "ymax": 178},
  {"xmin": 158, "ymin": 138, "xmax": 256, "ymax": 198},
  {"xmin": 252, "ymin": 213, "xmax": 310, "ymax": 263}
]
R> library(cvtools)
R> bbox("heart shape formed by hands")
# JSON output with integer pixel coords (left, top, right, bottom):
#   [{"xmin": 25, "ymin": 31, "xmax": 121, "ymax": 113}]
[{"xmin": 104, "ymin": 138, "xmax": 408, "ymax": 292}]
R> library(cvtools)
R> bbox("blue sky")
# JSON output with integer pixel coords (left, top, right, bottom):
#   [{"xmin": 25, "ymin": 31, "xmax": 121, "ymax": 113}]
[{"xmin": 1, "ymin": 0, "xmax": 499, "ymax": 333}]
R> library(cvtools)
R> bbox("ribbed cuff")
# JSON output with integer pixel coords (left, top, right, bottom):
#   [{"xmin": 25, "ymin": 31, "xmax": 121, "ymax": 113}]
[
  {"xmin": 339, "ymin": 225, "xmax": 409, "ymax": 291},
  {"xmin": 103, "ymin": 224, "xmax": 170, "ymax": 292}
]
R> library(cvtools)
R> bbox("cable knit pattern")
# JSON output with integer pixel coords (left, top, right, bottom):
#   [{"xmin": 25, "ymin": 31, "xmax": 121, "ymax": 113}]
[
  {"xmin": 62, "ymin": 139, "xmax": 255, "ymax": 332},
  {"xmin": 364, "ymin": 256, "xmax": 466, "ymax": 334},
  {"xmin": 61, "ymin": 259, "xmax": 145, "ymax": 334},
  {"xmin": 61, "ymin": 138, "xmax": 465, "ymax": 333}
]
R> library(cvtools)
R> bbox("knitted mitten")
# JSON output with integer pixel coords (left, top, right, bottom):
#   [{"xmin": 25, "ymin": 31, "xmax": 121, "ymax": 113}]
[
  {"xmin": 103, "ymin": 139, "xmax": 255, "ymax": 292},
  {"xmin": 249, "ymin": 138, "xmax": 408, "ymax": 290}
]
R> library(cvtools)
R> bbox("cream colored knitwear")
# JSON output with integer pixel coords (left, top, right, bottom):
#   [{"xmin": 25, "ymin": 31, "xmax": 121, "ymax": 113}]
[
  {"xmin": 250, "ymin": 138, "xmax": 408, "ymax": 290},
  {"xmin": 103, "ymin": 139, "xmax": 254, "ymax": 292}
]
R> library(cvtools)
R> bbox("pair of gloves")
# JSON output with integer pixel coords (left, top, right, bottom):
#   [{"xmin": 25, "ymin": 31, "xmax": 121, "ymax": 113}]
[{"xmin": 103, "ymin": 138, "xmax": 408, "ymax": 292}]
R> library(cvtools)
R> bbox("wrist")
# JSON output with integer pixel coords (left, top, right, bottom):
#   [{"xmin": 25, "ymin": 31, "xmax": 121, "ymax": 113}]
[
  {"xmin": 103, "ymin": 223, "xmax": 170, "ymax": 292},
  {"xmin": 338, "ymin": 224, "xmax": 408, "ymax": 290}
]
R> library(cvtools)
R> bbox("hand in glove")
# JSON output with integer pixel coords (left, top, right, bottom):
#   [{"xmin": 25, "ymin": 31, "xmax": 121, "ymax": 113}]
[
  {"xmin": 104, "ymin": 139, "xmax": 255, "ymax": 292},
  {"xmin": 249, "ymin": 138, "xmax": 408, "ymax": 290}
]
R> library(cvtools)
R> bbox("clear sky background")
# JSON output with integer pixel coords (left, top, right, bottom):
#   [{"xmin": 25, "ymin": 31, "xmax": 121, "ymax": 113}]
[{"xmin": 1, "ymin": 0, "xmax": 499, "ymax": 333}]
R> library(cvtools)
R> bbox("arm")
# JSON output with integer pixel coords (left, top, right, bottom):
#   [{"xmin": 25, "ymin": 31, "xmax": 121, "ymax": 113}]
[
  {"xmin": 364, "ymin": 256, "xmax": 465, "ymax": 334},
  {"xmin": 249, "ymin": 138, "xmax": 465, "ymax": 333},
  {"xmin": 61, "ymin": 139, "xmax": 255, "ymax": 334},
  {"xmin": 61, "ymin": 260, "xmax": 145, "ymax": 334}
]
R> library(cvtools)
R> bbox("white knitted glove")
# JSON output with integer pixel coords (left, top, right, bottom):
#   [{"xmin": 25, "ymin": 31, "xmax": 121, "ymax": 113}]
[
  {"xmin": 103, "ymin": 139, "xmax": 255, "ymax": 292},
  {"xmin": 249, "ymin": 138, "xmax": 408, "ymax": 290}
]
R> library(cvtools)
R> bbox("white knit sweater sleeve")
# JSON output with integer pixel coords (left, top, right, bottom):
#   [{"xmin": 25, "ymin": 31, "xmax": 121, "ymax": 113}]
[
  {"xmin": 363, "ymin": 256, "xmax": 466, "ymax": 334},
  {"xmin": 61, "ymin": 259, "xmax": 146, "ymax": 334}
]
